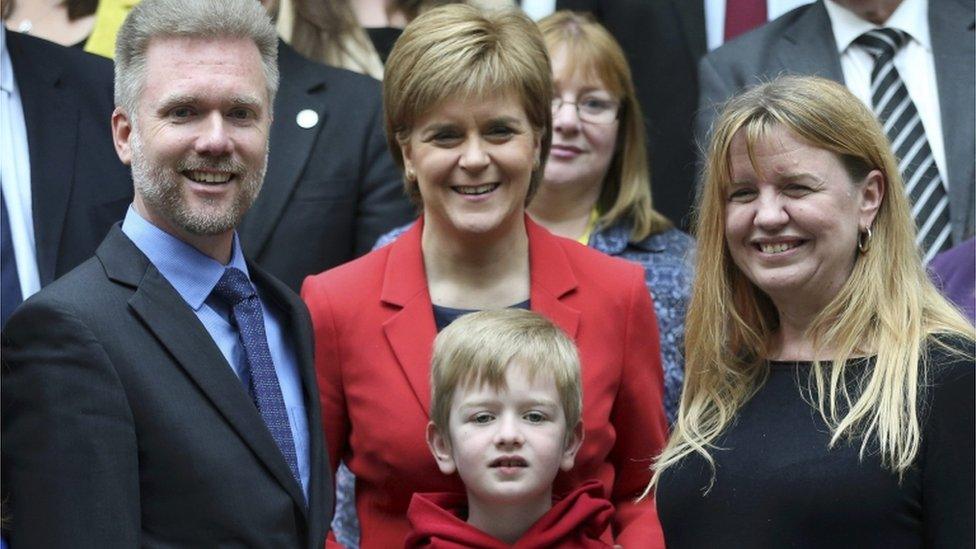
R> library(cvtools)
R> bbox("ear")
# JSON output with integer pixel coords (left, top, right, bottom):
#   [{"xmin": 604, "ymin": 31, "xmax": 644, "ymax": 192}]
[
  {"xmin": 112, "ymin": 107, "xmax": 134, "ymax": 166},
  {"xmin": 560, "ymin": 420, "xmax": 584, "ymax": 472},
  {"xmin": 400, "ymin": 139, "xmax": 415, "ymax": 178},
  {"xmin": 425, "ymin": 421, "xmax": 457, "ymax": 475},
  {"xmin": 858, "ymin": 169, "xmax": 885, "ymax": 229}
]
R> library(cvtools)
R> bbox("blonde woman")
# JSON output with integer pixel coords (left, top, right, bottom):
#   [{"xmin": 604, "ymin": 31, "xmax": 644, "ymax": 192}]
[{"xmin": 651, "ymin": 75, "xmax": 974, "ymax": 547}]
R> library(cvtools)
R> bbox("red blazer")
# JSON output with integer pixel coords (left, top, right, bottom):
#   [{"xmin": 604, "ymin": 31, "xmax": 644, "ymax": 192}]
[{"xmin": 302, "ymin": 216, "xmax": 668, "ymax": 549}]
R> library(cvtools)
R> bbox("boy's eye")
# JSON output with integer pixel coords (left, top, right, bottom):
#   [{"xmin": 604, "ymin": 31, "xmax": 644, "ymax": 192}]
[
  {"xmin": 523, "ymin": 411, "xmax": 547, "ymax": 423},
  {"xmin": 471, "ymin": 412, "xmax": 494, "ymax": 424}
]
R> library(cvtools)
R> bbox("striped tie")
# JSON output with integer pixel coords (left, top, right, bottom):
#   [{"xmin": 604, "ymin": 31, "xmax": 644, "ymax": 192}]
[{"xmin": 855, "ymin": 28, "xmax": 951, "ymax": 262}]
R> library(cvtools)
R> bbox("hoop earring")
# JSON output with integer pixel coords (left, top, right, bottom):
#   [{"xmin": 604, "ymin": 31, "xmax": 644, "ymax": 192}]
[{"xmin": 857, "ymin": 226, "xmax": 872, "ymax": 254}]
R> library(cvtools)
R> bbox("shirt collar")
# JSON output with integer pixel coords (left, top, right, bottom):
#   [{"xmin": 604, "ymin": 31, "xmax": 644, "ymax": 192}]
[
  {"xmin": 1, "ymin": 27, "xmax": 14, "ymax": 96},
  {"xmin": 121, "ymin": 206, "xmax": 250, "ymax": 310},
  {"xmin": 824, "ymin": 0, "xmax": 930, "ymax": 53}
]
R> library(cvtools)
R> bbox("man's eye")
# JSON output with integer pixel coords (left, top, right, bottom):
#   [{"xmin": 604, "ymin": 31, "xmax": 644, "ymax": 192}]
[
  {"xmin": 472, "ymin": 412, "xmax": 494, "ymax": 424},
  {"xmin": 170, "ymin": 107, "xmax": 194, "ymax": 119},
  {"xmin": 523, "ymin": 411, "xmax": 547, "ymax": 423},
  {"xmin": 228, "ymin": 108, "xmax": 253, "ymax": 120}
]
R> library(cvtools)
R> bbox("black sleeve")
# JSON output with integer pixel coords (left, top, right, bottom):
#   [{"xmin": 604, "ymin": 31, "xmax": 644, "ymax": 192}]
[
  {"xmin": 922, "ymin": 343, "xmax": 975, "ymax": 548},
  {"xmin": 2, "ymin": 299, "xmax": 141, "ymax": 547}
]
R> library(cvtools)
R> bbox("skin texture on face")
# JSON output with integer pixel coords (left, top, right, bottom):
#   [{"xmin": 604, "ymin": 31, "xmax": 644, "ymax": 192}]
[
  {"xmin": 542, "ymin": 47, "xmax": 619, "ymax": 200},
  {"xmin": 401, "ymin": 92, "xmax": 541, "ymax": 240},
  {"xmin": 724, "ymin": 125, "xmax": 883, "ymax": 318},
  {"xmin": 112, "ymin": 36, "xmax": 271, "ymax": 255},
  {"xmin": 427, "ymin": 360, "xmax": 583, "ymax": 540}
]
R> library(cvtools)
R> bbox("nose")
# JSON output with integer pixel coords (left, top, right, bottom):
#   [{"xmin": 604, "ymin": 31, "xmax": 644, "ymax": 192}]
[
  {"xmin": 194, "ymin": 111, "xmax": 233, "ymax": 156},
  {"xmin": 493, "ymin": 414, "xmax": 525, "ymax": 449},
  {"xmin": 552, "ymin": 100, "xmax": 581, "ymax": 135},
  {"xmin": 753, "ymin": 192, "xmax": 789, "ymax": 230},
  {"xmin": 458, "ymin": 136, "xmax": 489, "ymax": 172}
]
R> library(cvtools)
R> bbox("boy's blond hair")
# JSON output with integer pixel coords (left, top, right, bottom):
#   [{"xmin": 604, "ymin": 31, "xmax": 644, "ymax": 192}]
[{"xmin": 430, "ymin": 309, "xmax": 582, "ymax": 436}]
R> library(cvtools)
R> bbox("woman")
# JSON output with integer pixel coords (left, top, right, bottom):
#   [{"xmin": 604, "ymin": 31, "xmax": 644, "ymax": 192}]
[
  {"xmin": 302, "ymin": 5, "xmax": 667, "ymax": 548},
  {"xmin": 534, "ymin": 11, "xmax": 693, "ymax": 422},
  {"xmin": 651, "ymin": 75, "xmax": 974, "ymax": 547}
]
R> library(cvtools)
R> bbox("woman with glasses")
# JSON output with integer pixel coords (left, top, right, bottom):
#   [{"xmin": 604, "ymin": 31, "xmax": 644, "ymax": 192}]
[{"xmin": 533, "ymin": 11, "xmax": 694, "ymax": 422}]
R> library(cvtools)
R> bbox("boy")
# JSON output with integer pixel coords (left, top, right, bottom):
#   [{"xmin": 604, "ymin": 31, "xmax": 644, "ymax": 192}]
[{"xmin": 405, "ymin": 309, "xmax": 614, "ymax": 548}]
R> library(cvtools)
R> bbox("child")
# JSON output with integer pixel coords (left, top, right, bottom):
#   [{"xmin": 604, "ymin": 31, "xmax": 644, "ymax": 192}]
[{"xmin": 405, "ymin": 309, "xmax": 615, "ymax": 548}]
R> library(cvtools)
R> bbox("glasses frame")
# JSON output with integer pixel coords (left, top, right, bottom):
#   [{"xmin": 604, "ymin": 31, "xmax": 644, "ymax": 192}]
[{"xmin": 551, "ymin": 97, "xmax": 621, "ymax": 125}]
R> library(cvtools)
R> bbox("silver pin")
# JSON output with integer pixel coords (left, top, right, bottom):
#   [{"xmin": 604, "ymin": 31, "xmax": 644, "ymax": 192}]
[{"xmin": 296, "ymin": 109, "xmax": 319, "ymax": 129}]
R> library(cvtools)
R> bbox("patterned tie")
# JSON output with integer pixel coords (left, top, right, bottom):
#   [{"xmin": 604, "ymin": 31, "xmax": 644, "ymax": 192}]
[
  {"xmin": 1, "ymin": 188, "xmax": 22, "ymax": 326},
  {"xmin": 212, "ymin": 267, "xmax": 301, "ymax": 487},
  {"xmin": 855, "ymin": 28, "xmax": 951, "ymax": 263}
]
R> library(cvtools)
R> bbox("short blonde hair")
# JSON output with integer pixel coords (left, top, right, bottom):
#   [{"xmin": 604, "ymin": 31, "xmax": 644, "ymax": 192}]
[
  {"xmin": 384, "ymin": 3, "xmax": 553, "ymax": 205},
  {"xmin": 430, "ymin": 309, "xmax": 582, "ymax": 437},
  {"xmin": 649, "ymin": 75, "xmax": 973, "ymax": 495},
  {"xmin": 538, "ymin": 11, "xmax": 671, "ymax": 240}
]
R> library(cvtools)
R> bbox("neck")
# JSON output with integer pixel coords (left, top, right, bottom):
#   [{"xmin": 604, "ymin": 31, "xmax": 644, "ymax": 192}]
[
  {"xmin": 134, "ymin": 196, "xmax": 235, "ymax": 265},
  {"xmin": 466, "ymin": 489, "xmax": 552, "ymax": 545},
  {"xmin": 528, "ymin": 179, "xmax": 602, "ymax": 241},
  {"xmin": 421, "ymin": 214, "xmax": 530, "ymax": 309}
]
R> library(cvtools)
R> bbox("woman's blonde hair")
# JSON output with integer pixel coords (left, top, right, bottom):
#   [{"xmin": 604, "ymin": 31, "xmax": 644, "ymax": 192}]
[
  {"xmin": 383, "ymin": 3, "xmax": 552, "ymax": 205},
  {"xmin": 537, "ymin": 11, "xmax": 671, "ymax": 241},
  {"xmin": 648, "ymin": 75, "xmax": 973, "ymax": 494}
]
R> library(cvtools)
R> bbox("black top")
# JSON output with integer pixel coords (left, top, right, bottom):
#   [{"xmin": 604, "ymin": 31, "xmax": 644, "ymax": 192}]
[
  {"xmin": 657, "ymin": 336, "xmax": 975, "ymax": 549},
  {"xmin": 365, "ymin": 27, "xmax": 401, "ymax": 64},
  {"xmin": 432, "ymin": 300, "xmax": 530, "ymax": 332}
]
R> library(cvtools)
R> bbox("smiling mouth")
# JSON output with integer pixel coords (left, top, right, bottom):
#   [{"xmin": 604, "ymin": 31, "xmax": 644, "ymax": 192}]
[
  {"xmin": 756, "ymin": 240, "xmax": 804, "ymax": 254},
  {"xmin": 452, "ymin": 183, "xmax": 499, "ymax": 196},
  {"xmin": 184, "ymin": 170, "xmax": 233, "ymax": 184},
  {"xmin": 489, "ymin": 456, "xmax": 528, "ymax": 468}
]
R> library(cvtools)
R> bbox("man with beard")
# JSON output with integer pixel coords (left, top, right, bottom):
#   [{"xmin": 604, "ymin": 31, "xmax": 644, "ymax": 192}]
[{"xmin": 0, "ymin": 0, "xmax": 332, "ymax": 547}]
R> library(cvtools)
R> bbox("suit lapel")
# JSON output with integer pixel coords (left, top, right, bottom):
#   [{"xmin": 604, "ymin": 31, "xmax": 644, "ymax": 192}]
[
  {"xmin": 97, "ymin": 228, "xmax": 308, "ymax": 514},
  {"xmin": 380, "ymin": 220, "xmax": 438, "ymax": 416},
  {"xmin": 239, "ymin": 42, "xmax": 328, "ymax": 258},
  {"xmin": 8, "ymin": 33, "xmax": 78, "ymax": 286},
  {"xmin": 776, "ymin": 2, "xmax": 844, "ymax": 82},
  {"xmin": 931, "ymin": 0, "xmax": 975, "ymax": 242},
  {"xmin": 525, "ymin": 218, "xmax": 580, "ymax": 341},
  {"xmin": 672, "ymin": 0, "xmax": 707, "ymax": 61}
]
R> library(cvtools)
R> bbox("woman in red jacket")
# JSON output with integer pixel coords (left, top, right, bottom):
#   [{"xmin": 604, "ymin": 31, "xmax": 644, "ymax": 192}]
[{"xmin": 301, "ymin": 5, "xmax": 668, "ymax": 547}]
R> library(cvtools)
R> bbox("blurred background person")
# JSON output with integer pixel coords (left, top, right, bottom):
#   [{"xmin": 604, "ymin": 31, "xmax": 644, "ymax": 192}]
[
  {"xmin": 3, "ymin": 0, "xmax": 138, "ymax": 57},
  {"xmin": 928, "ymin": 237, "xmax": 976, "ymax": 323},
  {"xmin": 302, "ymin": 5, "xmax": 668, "ymax": 548},
  {"xmin": 652, "ymin": 75, "xmax": 974, "ymax": 547},
  {"xmin": 534, "ymin": 11, "xmax": 693, "ymax": 424}
]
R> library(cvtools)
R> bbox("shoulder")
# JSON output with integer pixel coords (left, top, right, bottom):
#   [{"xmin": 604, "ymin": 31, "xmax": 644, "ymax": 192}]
[
  {"xmin": 301, "ymin": 242, "xmax": 393, "ymax": 304},
  {"xmin": 702, "ymin": 2, "xmax": 822, "ymax": 68},
  {"xmin": 7, "ymin": 31, "xmax": 114, "ymax": 101},
  {"xmin": 277, "ymin": 41, "xmax": 382, "ymax": 107}
]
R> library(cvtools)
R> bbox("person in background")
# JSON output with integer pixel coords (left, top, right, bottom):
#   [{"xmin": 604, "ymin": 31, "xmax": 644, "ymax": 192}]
[
  {"xmin": 652, "ymin": 75, "xmax": 974, "ymax": 547},
  {"xmin": 407, "ymin": 309, "xmax": 612, "ymax": 548},
  {"xmin": 2, "ymin": 0, "xmax": 332, "ymax": 545},
  {"xmin": 534, "ymin": 10, "xmax": 693, "ymax": 423},
  {"xmin": 928, "ymin": 237, "xmax": 976, "ymax": 323},
  {"xmin": 302, "ymin": 5, "xmax": 667, "ymax": 548},
  {"xmin": 3, "ymin": 0, "xmax": 138, "ymax": 57}
]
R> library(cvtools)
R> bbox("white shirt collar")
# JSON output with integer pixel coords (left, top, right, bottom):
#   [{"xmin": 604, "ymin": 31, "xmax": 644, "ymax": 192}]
[
  {"xmin": 1, "ymin": 27, "xmax": 13, "ymax": 95},
  {"xmin": 823, "ymin": 0, "xmax": 930, "ymax": 53}
]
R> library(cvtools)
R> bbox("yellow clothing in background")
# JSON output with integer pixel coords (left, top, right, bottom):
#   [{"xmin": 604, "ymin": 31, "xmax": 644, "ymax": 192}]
[{"xmin": 84, "ymin": 0, "xmax": 141, "ymax": 58}]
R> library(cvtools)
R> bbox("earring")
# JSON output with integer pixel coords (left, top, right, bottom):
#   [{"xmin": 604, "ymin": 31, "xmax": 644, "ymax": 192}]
[
  {"xmin": 857, "ymin": 226, "xmax": 872, "ymax": 254},
  {"xmin": 405, "ymin": 168, "xmax": 416, "ymax": 182}
]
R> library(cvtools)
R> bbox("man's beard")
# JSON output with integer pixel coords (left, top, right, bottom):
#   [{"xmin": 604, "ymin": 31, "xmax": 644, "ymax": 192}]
[{"xmin": 130, "ymin": 130, "xmax": 266, "ymax": 236}]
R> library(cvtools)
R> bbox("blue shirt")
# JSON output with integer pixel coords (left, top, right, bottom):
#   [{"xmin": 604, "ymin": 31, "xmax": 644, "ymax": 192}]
[{"xmin": 121, "ymin": 207, "xmax": 310, "ymax": 497}]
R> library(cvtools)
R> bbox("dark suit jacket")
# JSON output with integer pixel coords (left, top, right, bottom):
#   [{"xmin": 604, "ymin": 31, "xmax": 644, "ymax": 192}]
[
  {"xmin": 240, "ymin": 41, "xmax": 414, "ymax": 291},
  {"xmin": 555, "ymin": 0, "xmax": 705, "ymax": 230},
  {"xmin": 5, "ymin": 32, "xmax": 132, "ymax": 286},
  {"xmin": 697, "ymin": 0, "xmax": 975, "ymax": 244},
  {"xmin": 1, "ymin": 226, "xmax": 332, "ymax": 548},
  {"xmin": 303, "ymin": 216, "xmax": 668, "ymax": 548}
]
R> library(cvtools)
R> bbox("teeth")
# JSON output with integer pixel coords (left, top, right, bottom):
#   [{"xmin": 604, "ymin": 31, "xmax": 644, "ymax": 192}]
[
  {"xmin": 760, "ymin": 242, "xmax": 798, "ymax": 254},
  {"xmin": 454, "ymin": 183, "xmax": 497, "ymax": 195},
  {"xmin": 187, "ymin": 171, "xmax": 231, "ymax": 184}
]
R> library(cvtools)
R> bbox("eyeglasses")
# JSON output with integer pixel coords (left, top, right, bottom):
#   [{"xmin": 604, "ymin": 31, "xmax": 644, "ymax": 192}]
[{"xmin": 551, "ymin": 96, "xmax": 620, "ymax": 125}]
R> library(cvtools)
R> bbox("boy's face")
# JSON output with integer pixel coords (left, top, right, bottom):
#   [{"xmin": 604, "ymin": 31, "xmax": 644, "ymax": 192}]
[{"xmin": 427, "ymin": 360, "xmax": 583, "ymax": 507}]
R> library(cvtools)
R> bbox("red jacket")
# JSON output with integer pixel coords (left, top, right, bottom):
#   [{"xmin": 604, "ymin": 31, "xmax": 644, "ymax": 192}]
[
  {"xmin": 302, "ymin": 216, "xmax": 667, "ymax": 548},
  {"xmin": 405, "ymin": 480, "xmax": 615, "ymax": 548}
]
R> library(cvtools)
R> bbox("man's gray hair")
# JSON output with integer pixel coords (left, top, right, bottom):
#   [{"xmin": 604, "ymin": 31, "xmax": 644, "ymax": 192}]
[{"xmin": 114, "ymin": 0, "xmax": 279, "ymax": 118}]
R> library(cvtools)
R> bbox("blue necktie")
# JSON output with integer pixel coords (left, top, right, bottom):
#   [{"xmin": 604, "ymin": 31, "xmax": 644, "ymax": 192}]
[
  {"xmin": 212, "ymin": 267, "xmax": 301, "ymax": 488},
  {"xmin": 1, "ymin": 188, "xmax": 22, "ymax": 326}
]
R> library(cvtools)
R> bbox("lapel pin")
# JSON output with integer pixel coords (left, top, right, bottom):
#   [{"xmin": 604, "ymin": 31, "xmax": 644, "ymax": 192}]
[{"xmin": 296, "ymin": 109, "xmax": 319, "ymax": 129}]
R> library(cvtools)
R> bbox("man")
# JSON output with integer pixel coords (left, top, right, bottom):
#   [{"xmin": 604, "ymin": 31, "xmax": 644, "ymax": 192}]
[
  {"xmin": 1, "ymin": 0, "xmax": 331, "ymax": 546},
  {"xmin": 697, "ymin": 0, "xmax": 975, "ymax": 258},
  {"xmin": 240, "ymin": 33, "xmax": 415, "ymax": 292},
  {"xmin": 1, "ymin": 27, "xmax": 132, "ymax": 326}
]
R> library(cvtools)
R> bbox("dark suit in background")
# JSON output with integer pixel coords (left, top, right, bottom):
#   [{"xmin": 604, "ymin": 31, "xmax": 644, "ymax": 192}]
[
  {"xmin": 5, "ymin": 31, "xmax": 132, "ymax": 288},
  {"xmin": 696, "ymin": 0, "xmax": 975, "ymax": 244},
  {"xmin": 240, "ymin": 42, "xmax": 414, "ymax": 291},
  {"xmin": 1, "ymin": 226, "xmax": 332, "ymax": 547}
]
